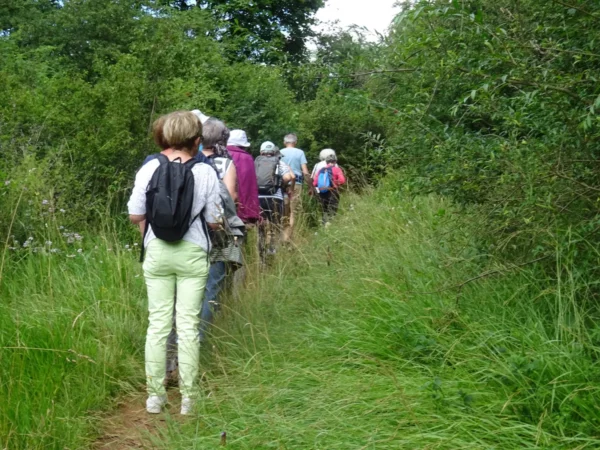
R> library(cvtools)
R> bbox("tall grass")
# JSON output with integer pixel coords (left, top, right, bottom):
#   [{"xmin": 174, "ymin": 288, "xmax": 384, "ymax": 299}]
[
  {"xmin": 144, "ymin": 191, "xmax": 600, "ymax": 449},
  {"xmin": 1, "ymin": 186, "xmax": 599, "ymax": 448},
  {"xmin": 0, "ymin": 217, "xmax": 146, "ymax": 449}
]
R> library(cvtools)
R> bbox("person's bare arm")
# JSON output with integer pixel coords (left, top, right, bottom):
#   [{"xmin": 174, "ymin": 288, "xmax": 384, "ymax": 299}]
[
  {"xmin": 138, "ymin": 220, "xmax": 146, "ymax": 236},
  {"xmin": 223, "ymin": 163, "xmax": 238, "ymax": 202},
  {"xmin": 301, "ymin": 163, "xmax": 313, "ymax": 187},
  {"xmin": 282, "ymin": 171, "xmax": 296, "ymax": 193},
  {"xmin": 130, "ymin": 214, "xmax": 145, "ymax": 225}
]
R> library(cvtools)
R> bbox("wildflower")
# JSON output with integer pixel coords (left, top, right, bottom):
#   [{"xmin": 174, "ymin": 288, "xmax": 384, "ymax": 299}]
[
  {"xmin": 4, "ymin": 180, "xmax": 11, "ymax": 186},
  {"xmin": 77, "ymin": 248, "xmax": 83, "ymax": 253},
  {"xmin": 59, "ymin": 226, "xmax": 64, "ymax": 230},
  {"xmin": 74, "ymin": 234, "xmax": 82, "ymax": 241},
  {"xmin": 45, "ymin": 241, "xmax": 53, "ymax": 246},
  {"xmin": 133, "ymin": 243, "xmax": 138, "ymax": 247},
  {"xmin": 66, "ymin": 254, "xmax": 76, "ymax": 258},
  {"xmin": 23, "ymin": 241, "xmax": 30, "ymax": 248},
  {"xmin": 50, "ymin": 249, "xmax": 60, "ymax": 254},
  {"xmin": 67, "ymin": 237, "xmax": 74, "ymax": 244},
  {"xmin": 125, "ymin": 244, "xmax": 130, "ymax": 249},
  {"xmin": 28, "ymin": 237, "xmax": 33, "ymax": 241},
  {"xmin": 59, "ymin": 209, "xmax": 66, "ymax": 213},
  {"xmin": 48, "ymin": 208, "xmax": 54, "ymax": 213},
  {"xmin": 42, "ymin": 199, "xmax": 49, "ymax": 205}
]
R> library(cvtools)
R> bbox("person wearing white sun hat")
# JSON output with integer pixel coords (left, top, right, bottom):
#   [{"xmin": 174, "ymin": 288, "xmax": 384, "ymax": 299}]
[
  {"xmin": 311, "ymin": 148, "xmax": 337, "ymax": 179},
  {"xmin": 312, "ymin": 148, "xmax": 346, "ymax": 224},
  {"xmin": 227, "ymin": 130, "xmax": 260, "ymax": 224},
  {"xmin": 191, "ymin": 109, "xmax": 211, "ymax": 125}
]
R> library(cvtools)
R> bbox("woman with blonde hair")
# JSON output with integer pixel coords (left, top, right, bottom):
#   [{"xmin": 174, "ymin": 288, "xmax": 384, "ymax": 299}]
[{"xmin": 128, "ymin": 111, "xmax": 222, "ymax": 415}]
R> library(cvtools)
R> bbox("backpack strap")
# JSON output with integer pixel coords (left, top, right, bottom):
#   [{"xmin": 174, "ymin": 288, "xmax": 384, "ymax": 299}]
[
  {"xmin": 275, "ymin": 156, "xmax": 283, "ymax": 188},
  {"xmin": 156, "ymin": 153, "xmax": 170, "ymax": 165},
  {"xmin": 139, "ymin": 156, "xmax": 169, "ymax": 262},
  {"xmin": 139, "ymin": 219, "xmax": 150, "ymax": 263}
]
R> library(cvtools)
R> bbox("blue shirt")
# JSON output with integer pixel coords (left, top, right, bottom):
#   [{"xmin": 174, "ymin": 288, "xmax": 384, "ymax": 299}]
[{"xmin": 280, "ymin": 147, "xmax": 307, "ymax": 178}]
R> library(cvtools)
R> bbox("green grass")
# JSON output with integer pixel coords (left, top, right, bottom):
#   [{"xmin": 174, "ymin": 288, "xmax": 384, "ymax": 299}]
[
  {"xmin": 1, "ymin": 189, "xmax": 600, "ymax": 449},
  {"xmin": 0, "ymin": 224, "xmax": 147, "ymax": 449}
]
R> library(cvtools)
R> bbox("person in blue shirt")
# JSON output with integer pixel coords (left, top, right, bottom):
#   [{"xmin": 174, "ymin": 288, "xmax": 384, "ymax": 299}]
[{"xmin": 280, "ymin": 133, "xmax": 312, "ymax": 242}]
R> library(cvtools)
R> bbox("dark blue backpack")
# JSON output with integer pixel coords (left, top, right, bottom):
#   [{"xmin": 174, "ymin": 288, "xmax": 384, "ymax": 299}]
[{"xmin": 140, "ymin": 154, "xmax": 206, "ymax": 261}]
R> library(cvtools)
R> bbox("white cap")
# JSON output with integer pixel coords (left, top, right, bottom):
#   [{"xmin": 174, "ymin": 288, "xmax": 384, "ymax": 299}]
[
  {"xmin": 228, "ymin": 129, "xmax": 251, "ymax": 147},
  {"xmin": 319, "ymin": 148, "xmax": 336, "ymax": 161},
  {"xmin": 191, "ymin": 109, "xmax": 211, "ymax": 124},
  {"xmin": 260, "ymin": 141, "xmax": 278, "ymax": 154}
]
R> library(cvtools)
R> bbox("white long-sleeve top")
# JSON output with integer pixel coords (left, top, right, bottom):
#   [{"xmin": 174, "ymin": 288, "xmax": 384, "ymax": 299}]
[{"xmin": 127, "ymin": 158, "xmax": 222, "ymax": 253}]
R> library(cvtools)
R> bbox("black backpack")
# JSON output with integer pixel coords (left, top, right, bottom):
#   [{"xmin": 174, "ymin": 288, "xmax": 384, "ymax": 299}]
[
  {"xmin": 141, "ymin": 154, "xmax": 202, "ymax": 260},
  {"xmin": 255, "ymin": 155, "xmax": 281, "ymax": 195}
]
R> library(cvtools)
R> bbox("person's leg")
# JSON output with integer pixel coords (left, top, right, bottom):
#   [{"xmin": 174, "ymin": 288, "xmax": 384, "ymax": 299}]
[
  {"xmin": 258, "ymin": 198, "xmax": 270, "ymax": 261},
  {"xmin": 143, "ymin": 240, "xmax": 176, "ymax": 398},
  {"xmin": 319, "ymin": 192, "xmax": 330, "ymax": 225},
  {"xmin": 174, "ymin": 242, "xmax": 209, "ymax": 400},
  {"xmin": 199, "ymin": 261, "xmax": 227, "ymax": 341},
  {"xmin": 263, "ymin": 197, "xmax": 277, "ymax": 253},
  {"xmin": 329, "ymin": 191, "xmax": 340, "ymax": 219},
  {"xmin": 282, "ymin": 193, "xmax": 292, "ymax": 242},
  {"xmin": 289, "ymin": 184, "xmax": 302, "ymax": 240},
  {"xmin": 268, "ymin": 198, "xmax": 284, "ymax": 252},
  {"xmin": 165, "ymin": 298, "xmax": 178, "ymax": 375}
]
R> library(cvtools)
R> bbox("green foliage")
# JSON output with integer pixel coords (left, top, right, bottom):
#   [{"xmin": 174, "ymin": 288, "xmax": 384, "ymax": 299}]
[
  {"xmin": 197, "ymin": 0, "xmax": 324, "ymax": 62},
  {"xmin": 0, "ymin": 5, "xmax": 298, "ymax": 240},
  {"xmin": 367, "ymin": 1, "xmax": 600, "ymax": 257}
]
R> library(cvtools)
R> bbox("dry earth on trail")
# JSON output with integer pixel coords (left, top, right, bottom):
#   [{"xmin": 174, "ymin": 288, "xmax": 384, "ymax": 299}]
[{"xmin": 94, "ymin": 392, "xmax": 182, "ymax": 450}]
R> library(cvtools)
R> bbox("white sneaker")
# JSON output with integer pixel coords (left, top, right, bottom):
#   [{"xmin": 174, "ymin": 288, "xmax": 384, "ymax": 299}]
[
  {"xmin": 180, "ymin": 397, "xmax": 195, "ymax": 415},
  {"xmin": 146, "ymin": 395, "xmax": 167, "ymax": 414}
]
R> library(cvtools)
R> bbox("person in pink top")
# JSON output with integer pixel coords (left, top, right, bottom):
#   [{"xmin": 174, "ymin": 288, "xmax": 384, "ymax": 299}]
[
  {"xmin": 313, "ymin": 149, "xmax": 346, "ymax": 225},
  {"xmin": 226, "ymin": 130, "xmax": 260, "ymax": 224}
]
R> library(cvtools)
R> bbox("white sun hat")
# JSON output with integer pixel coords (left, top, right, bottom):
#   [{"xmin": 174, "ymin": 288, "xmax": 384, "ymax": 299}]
[
  {"xmin": 319, "ymin": 148, "xmax": 337, "ymax": 161},
  {"xmin": 191, "ymin": 109, "xmax": 211, "ymax": 124},
  {"xmin": 260, "ymin": 141, "xmax": 278, "ymax": 154},
  {"xmin": 228, "ymin": 129, "xmax": 251, "ymax": 148}
]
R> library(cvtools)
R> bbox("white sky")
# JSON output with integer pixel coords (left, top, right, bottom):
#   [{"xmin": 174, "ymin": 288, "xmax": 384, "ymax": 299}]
[{"xmin": 314, "ymin": 0, "xmax": 400, "ymax": 40}]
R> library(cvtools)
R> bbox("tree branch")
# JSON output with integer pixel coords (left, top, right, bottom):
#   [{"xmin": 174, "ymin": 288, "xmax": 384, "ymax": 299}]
[
  {"xmin": 323, "ymin": 68, "xmax": 417, "ymax": 79},
  {"xmin": 553, "ymin": 0, "xmax": 600, "ymax": 21}
]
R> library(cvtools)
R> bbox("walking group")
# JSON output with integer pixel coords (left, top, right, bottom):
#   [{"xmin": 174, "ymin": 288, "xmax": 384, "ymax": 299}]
[{"xmin": 127, "ymin": 110, "xmax": 346, "ymax": 415}]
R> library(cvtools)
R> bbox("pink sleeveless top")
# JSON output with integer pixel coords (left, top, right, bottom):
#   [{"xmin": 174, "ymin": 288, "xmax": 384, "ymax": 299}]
[{"xmin": 227, "ymin": 145, "xmax": 260, "ymax": 224}]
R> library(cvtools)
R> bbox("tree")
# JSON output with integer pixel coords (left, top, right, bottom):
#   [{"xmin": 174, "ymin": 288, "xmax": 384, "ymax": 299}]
[
  {"xmin": 197, "ymin": 0, "xmax": 324, "ymax": 62},
  {"xmin": 0, "ymin": 0, "xmax": 59, "ymax": 35}
]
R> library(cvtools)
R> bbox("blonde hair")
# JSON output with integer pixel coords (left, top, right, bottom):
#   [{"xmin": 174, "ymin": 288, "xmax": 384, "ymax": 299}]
[{"xmin": 162, "ymin": 111, "xmax": 202, "ymax": 151}]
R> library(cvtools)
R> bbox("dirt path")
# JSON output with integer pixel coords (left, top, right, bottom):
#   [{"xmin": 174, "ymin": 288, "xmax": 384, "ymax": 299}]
[{"xmin": 94, "ymin": 392, "xmax": 182, "ymax": 450}]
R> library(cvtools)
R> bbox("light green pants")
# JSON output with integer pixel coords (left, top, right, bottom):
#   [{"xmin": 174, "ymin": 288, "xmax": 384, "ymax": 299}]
[{"xmin": 143, "ymin": 239, "xmax": 209, "ymax": 398}]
